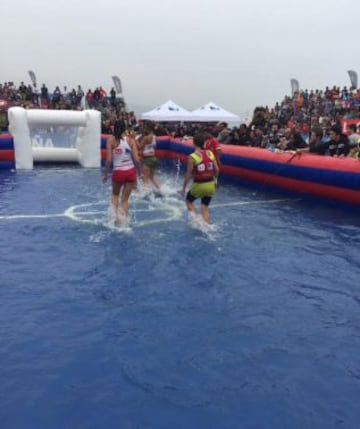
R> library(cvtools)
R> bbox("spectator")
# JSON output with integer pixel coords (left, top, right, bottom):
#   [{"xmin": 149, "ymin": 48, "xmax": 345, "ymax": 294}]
[
  {"xmin": 101, "ymin": 118, "xmax": 113, "ymax": 134},
  {"xmin": 347, "ymin": 123, "xmax": 360, "ymax": 146},
  {"xmin": 52, "ymin": 86, "xmax": 62, "ymax": 106},
  {"xmin": 266, "ymin": 121, "xmax": 283, "ymax": 150},
  {"xmin": 328, "ymin": 125, "xmax": 350, "ymax": 157},
  {"xmin": 251, "ymin": 126, "xmax": 266, "ymax": 147},
  {"xmin": 347, "ymin": 124, "xmax": 360, "ymax": 159},
  {"xmin": 76, "ymin": 85, "xmax": 84, "ymax": 106},
  {"xmin": 227, "ymin": 128, "xmax": 241, "ymax": 145},
  {"xmin": 0, "ymin": 105, "xmax": 8, "ymax": 131},
  {"xmin": 282, "ymin": 128, "xmax": 307, "ymax": 151},
  {"xmin": 113, "ymin": 113, "xmax": 127, "ymax": 137},
  {"xmin": 297, "ymin": 128, "xmax": 329, "ymax": 155},
  {"xmin": 40, "ymin": 84, "xmax": 49, "ymax": 107},
  {"xmin": 237, "ymin": 124, "xmax": 252, "ymax": 146},
  {"xmin": 110, "ymin": 87, "xmax": 116, "ymax": 106},
  {"xmin": 85, "ymin": 89, "xmax": 93, "ymax": 108}
]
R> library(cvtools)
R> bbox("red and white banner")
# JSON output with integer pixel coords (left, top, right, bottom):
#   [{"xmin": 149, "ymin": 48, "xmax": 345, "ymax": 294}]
[{"xmin": 341, "ymin": 118, "xmax": 360, "ymax": 133}]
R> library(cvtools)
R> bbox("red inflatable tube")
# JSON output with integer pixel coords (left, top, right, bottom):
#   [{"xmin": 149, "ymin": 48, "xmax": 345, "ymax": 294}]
[{"xmin": 0, "ymin": 150, "xmax": 15, "ymax": 162}]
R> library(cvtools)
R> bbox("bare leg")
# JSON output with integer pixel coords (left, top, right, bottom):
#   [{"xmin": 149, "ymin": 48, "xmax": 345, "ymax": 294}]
[
  {"xmin": 142, "ymin": 165, "xmax": 151, "ymax": 190},
  {"xmin": 112, "ymin": 182, "xmax": 122, "ymax": 224},
  {"xmin": 120, "ymin": 182, "xmax": 136, "ymax": 221},
  {"xmin": 201, "ymin": 204, "xmax": 210, "ymax": 224},
  {"xmin": 186, "ymin": 200, "xmax": 197, "ymax": 221},
  {"xmin": 143, "ymin": 165, "xmax": 160, "ymax": 191},
  {"xmin": 149, "ymin": 170, "xmax": 161, "ymax": 190}
]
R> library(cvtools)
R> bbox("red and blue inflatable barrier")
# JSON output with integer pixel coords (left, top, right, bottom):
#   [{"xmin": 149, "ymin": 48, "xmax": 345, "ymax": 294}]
[
  {"xmin": 155, "ymin": 137, "xmax": 360, "ymax": 209},
  {"xmin": 100, "ymin": 134, "xmax": 108, "ymax": 167},
  {"xmin": 4, "ymin": 133, "xmax": 360, "ymax": 210},
  {"xmin": 0, "ymin": 133, "xmax": 15, "ymax": 170}
]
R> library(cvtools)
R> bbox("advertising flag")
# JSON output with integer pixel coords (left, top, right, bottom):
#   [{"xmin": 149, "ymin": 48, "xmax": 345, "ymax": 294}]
[
  {"xmin": 28, "ymin": 70, "xmax": 37, "ymax": 87},
  {"xmin": 111, "ymin": 76, "xmax": 123, "ymax": 95},
  {"xmin": 290, "ymin": 78, "xmax": 300, "ymax": 96},
  {"xmin": 347, "ymin": 70, "xmax": 358, "ymax": 89}
]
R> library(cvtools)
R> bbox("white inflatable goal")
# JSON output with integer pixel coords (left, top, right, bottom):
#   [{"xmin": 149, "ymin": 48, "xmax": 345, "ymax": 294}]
[{"xmin": 8, "ymin": 107, "xmax": 101, "ymax": 169}]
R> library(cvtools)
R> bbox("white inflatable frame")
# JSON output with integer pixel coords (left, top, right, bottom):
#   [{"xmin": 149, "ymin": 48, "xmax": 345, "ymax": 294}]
[{"xmin": 8, "ymin": 107, "xmax": 101, "ymax": 169}]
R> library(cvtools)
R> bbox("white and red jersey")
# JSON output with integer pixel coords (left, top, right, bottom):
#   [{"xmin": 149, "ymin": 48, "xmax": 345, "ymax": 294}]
[{"xmin": 113, "ymin": 138, "xmax": 134, "ymax": 171}]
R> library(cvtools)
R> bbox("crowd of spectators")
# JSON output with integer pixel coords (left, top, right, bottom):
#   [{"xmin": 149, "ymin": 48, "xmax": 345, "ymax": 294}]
[
  {"xmin": 0, "ymin": 80, "xmax": 136, "ymax": 134},
  {"xmin": 128, "ymin": 86, "xmax": 360, "ymax": 158},
  {"xmin": 247, "ymin": 86, "xmax": 360, "ymax": 157},
  {"xmin": 0, "ymin": 81, "xmax": 126, "ymax": 110},
  {"xmin": 193, "ymin": 86, "xmax": 360, "ymax": 158},
  {"xmin": 1, "ymin": 81, "xmax": 359, "ymax": 158}
]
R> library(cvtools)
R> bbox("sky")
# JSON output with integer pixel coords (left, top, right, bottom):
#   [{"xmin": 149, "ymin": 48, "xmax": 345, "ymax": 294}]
[{"xmin": 1, "ymin": 0, "xmax": 359, "ymax": 120}]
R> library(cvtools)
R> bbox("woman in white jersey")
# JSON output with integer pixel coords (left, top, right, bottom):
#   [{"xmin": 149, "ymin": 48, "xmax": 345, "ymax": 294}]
[
  {"xmin": 102, "ymin": 130, "xmax": 140, "ymax": 225},
  {"xmin": 139, "ymin": 124, "xmax": 161, "ymax": 191}
]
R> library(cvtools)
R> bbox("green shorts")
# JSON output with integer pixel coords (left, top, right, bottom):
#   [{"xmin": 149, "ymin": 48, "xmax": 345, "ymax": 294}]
[
  {"xmin": 143, "ymin": 156, "xmax": 158, "ymax": 170},
  {"xmin": 188, "ymin": 181, "xmax": 216, "ymax": 199}
]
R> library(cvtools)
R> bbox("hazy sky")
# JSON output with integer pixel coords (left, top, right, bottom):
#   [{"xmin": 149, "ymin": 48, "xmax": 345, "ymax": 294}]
[{"xmin": 1, "ymin": 0, "xmax": 359, "ymax": 118}]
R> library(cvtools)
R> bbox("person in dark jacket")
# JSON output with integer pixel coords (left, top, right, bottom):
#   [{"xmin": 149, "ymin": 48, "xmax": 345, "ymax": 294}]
[
  {"xmin": 328, "ymin": 125, "xmax": 350, "ymax": 157},
  {"xmin": 297, "ymin": 128, "xmax": 329, "ymax": 155},
  {"xmin": 282, "ymin": 128, "xmax": 307, "ymax": 151}
]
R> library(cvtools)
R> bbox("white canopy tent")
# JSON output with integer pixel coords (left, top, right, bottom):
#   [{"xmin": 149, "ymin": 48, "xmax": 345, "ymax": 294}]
[
  {"xmin": 140, "ymin": 100, "xmax": 193, "ymax": 122},
  {"xmin": 190, "ymin": 101, "xmax": 241, "ymax": 123}
]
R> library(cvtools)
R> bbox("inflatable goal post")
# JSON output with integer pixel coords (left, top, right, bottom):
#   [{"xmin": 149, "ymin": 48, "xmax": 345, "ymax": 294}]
[{"xmin": 8, "ymin": 107, "xmax": 101, "ymax": 169}]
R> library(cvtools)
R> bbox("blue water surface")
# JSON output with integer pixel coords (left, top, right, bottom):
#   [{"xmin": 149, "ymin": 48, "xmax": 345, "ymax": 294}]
[{"xmin": 0, "ymin": 166, "xmax": 360, "ymax": 429}]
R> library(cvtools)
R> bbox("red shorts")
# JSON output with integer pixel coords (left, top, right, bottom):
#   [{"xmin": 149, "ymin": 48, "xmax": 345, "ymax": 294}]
[{"xmin": 112, "ymin": 168, "xmax": 137, "ymax": 184}]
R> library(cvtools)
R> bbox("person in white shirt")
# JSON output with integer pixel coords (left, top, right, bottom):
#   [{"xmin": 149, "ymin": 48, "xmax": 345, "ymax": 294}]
[{"xmin": 102, "ymin": 130, "xmax": 140, "ymax": 225}]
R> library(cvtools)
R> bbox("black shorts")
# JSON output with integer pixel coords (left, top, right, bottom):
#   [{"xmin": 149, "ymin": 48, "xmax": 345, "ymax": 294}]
[{"xmin": 186, "ymin": 191, "xmax": 212, "ymax": 206}]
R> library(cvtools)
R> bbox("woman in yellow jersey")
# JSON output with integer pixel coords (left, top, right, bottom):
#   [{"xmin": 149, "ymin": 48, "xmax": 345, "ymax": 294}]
[{"xmin": 182, "ymin": 132, "xmax": 220, "ymax": 224}]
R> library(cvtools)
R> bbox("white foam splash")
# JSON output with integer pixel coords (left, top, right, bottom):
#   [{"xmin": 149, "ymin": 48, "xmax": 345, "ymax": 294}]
[{"xmin": 189, "ymin": 214, "xmax": 219, "ymax": 241}]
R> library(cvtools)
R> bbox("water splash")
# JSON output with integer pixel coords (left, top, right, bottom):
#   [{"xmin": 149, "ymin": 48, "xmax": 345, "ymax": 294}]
[
  {"xmin": 175, "ymin": 158, "xmax": 182, "ymax": 182},
  {"xmin": 189, "ymin": 215, "xmax": 220, "ymax": 241}
]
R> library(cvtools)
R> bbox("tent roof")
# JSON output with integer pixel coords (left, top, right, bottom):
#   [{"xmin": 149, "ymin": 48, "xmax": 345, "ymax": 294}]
[
  {"xmin": 140, "ymin": 100, "xmax": 192, "ymax": 121},
  {"xmin": 190, "ymin": 101, "xmax": 240, "ymax": 123}
]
